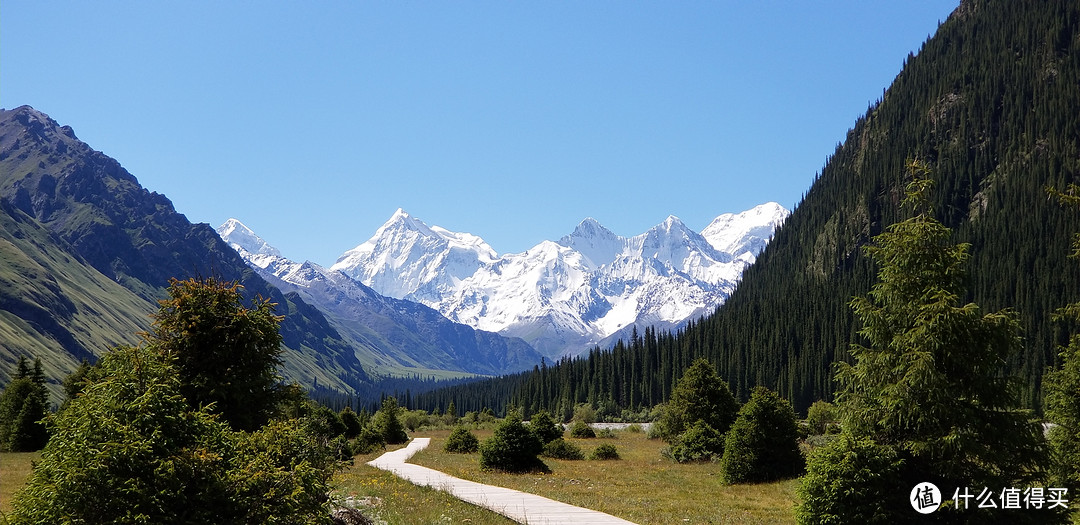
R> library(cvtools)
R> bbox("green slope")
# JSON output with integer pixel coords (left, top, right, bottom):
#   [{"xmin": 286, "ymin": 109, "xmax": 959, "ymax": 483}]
[{"xmin": 0, "ymin": 198, "xmax": 151, "ymax": 399}]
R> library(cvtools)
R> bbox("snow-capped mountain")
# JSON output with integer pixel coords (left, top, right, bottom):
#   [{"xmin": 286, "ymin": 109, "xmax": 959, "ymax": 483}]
[
  {"xmin": 701, "ymin": 202, "xmax": 788, "ymax": 264},
  {"xmin": 217, "ymin": 219, "xmax": 544, "ymax": 377},
  {"xmin": 330, "ymin": 203, "xmax": 789, "ymax": 357}
]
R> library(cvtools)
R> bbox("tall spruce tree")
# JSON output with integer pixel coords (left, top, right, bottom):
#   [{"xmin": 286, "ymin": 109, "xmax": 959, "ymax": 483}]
[
  {"xmin": 1044, "ymin": 184, "xmax": 1080, "ymax": 509},
  {"xmin": 0, "ymin": 356, "xmax": 50, "ymax": 452},
  {"xmin": 799, "ymin": 164, "xmax": 1049, "ymax": 523}
]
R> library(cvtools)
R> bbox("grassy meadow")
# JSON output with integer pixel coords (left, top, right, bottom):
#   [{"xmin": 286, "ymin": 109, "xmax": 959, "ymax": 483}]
[
  {"xmin": 0, "ymin": 452, "xmax": 38, "ymax": 515},
  {"xmin": 409, "ymin": 428, "xmax": 799, "ymax": 524}
]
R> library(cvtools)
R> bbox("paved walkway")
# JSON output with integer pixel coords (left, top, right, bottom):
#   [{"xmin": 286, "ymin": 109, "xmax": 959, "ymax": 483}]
[{"xmin": 368, "ymin": 438, "xmax": 638, "ymax": 525}]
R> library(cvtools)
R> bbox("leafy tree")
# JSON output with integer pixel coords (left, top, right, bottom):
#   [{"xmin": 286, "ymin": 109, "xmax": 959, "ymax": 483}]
[
  {"xmin": 479, "ymin": 410, "xmax": 546, "ymax": 473},
  {"xmin": 340, "ymin": 406, "xmax": 363, "ymax": 440},
  {"xmin": 148, "ymin": 277, "xmax": 284, "ymax": 431},
  {"xmin": 8, "ymin": 345, "xmax": 340, "ymax": 524},
  {"xmin": 444, "ymin": 426, "xmax": 480, "ymax": 454},
  {"xmin": 371, "ymin": 397, "xmax": 408, "ymax": 445},
  {"xmin": 529, "ymin": 410, "xmax": 564, "ymax": 445},
  {"xmin": 0, "ymin": 356, "xmax": 50, "ymax": 452},
  {"xmin": 572, "ymin": 403, "xmax": 597, "ymax": 424},
  {"xmin": 656, "ymin": 359, "xmax": 738, "ymax": 442},
  {"xmin": 798, "ymin": 169, "xmax": 1050, "ymax": 523},
  {"xmin": 805, "ymin": 400, "xmax": 839, "ymax": 436},
  {"xmin": 719, "ymin": 386, "xmax": 804, "ymax": 484}
]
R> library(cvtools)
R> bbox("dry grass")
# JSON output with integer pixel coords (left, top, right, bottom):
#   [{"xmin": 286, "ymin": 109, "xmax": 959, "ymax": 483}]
[
  {"xmin": 409, "ymin": 429, "xmax": 799, "ymax": 524},
  {"xmin": 0, "ymin": 452, "xmax": 38, "ymax": 514}
]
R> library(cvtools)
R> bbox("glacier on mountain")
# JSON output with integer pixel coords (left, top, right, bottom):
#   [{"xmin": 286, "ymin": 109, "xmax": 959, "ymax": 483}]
[
  {"xmin": 329, "ymin": 203, "xmax": 789, "ymax": 357},
  {"xmin": 217, "ymin": 218, "xmax": 546, "ymax": 376}
]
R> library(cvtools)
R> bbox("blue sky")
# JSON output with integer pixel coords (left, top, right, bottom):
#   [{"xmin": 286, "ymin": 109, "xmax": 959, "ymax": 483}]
[{"xmin": 2, "ymin": 2, "xmax": 957, "ymax": 265}]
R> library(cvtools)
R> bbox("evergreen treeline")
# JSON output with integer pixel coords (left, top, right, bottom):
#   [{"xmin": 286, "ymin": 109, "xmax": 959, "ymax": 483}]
[{"xmin": 415, "ymin": 0, "xmax": 1080, "ymax": 415}]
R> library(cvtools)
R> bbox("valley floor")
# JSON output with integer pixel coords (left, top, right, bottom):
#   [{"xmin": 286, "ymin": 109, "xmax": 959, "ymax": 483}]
[
  {"xmin": 2, "ymin": 430, "xmax": 799, "ymax": 523},
  {"xmin": 402, "ymin": 429, "xmax": 798, "ymax": 524}
]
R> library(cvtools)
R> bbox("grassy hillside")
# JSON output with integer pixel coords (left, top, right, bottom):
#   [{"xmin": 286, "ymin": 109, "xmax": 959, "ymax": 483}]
[{"xmin": 0, "ymin": 199, "xmax": 150, "ymax": 399}]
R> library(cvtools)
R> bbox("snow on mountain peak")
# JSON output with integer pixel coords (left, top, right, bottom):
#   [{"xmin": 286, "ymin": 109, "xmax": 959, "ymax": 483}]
[
  {"xmin": 217, "ymin": 218, "xmax": 282, "ymax": 258},
  {"xmin": 558, "ymin": 218, "xmax": 621, "ymax": 267},
  {"xmin": 701, "ymin": 202, "xmax": 790, "ymax": 261},
  {"xmin": 330, "ymin": 210, "xmax": 498, "ymax": 302},
  {"xmin": 326, "ymin": 203, "xmax": 786, "ymax": 357}
]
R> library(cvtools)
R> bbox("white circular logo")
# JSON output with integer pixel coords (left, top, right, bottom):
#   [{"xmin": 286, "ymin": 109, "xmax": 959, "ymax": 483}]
[{"xmin": 910, "ymin": 482, "xmax": 941, "ymax": 514}]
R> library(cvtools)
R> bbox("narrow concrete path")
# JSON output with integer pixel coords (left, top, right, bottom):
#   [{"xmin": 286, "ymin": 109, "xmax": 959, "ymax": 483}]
[{"xmin": 368, "ymin": 438, "xmax": 638, "ymax": 525}]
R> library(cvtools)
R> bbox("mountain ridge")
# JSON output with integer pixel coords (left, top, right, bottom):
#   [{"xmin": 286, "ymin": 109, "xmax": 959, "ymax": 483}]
[
  {"xmin": 218, "ymin": 219, "xmax": 545, "ymax": 378},
  {"xmin": 0, "ymin": 105, "xmax": 369, "ymax": 395},
  {"xmin": 327, "ymin": 202, "xmax": 788, "ymax": 356}
]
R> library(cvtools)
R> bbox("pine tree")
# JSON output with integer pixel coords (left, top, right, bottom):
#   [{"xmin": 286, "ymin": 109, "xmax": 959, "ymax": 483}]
[
  {"xmin": 0, "ymin": 357, "xmax": 50, "ymax": 452},
  {"xmin": 799, "ymin": 165, "xmax": 1049, "ymax": 523},
  {"xmin": 371, "ymin": 396, "xmax": 408, "ymax": 445},
  {"xmin": 1044, "ymin": 184, "xmax": 1080, "ymax": 507}
]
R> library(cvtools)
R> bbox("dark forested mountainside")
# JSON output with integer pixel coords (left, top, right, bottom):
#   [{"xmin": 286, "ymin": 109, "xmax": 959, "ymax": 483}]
[
  {"xmin": 0, "ymin": 106, "xmax": 368, "ymax": 393},
  {"xmin": 414, "ymin": 0, "xmax": 1080, "ymax": 416}
]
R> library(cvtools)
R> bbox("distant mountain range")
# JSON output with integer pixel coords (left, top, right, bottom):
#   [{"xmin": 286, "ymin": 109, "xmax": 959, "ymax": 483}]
[
  {"xmin": 0, "ymin": 106, "xmax": 536, "ymax": 397},
  {"xmin": 232, "ymin": 202, "xmax": 788, "ymax": 357},
  {"xmin": 217, "ymin": 219, "xmax": 544, "ymax": 377}
]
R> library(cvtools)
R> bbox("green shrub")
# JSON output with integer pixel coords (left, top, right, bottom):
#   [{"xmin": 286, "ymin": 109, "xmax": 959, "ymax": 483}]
[
  {"xmin": 795, "ymin": 434, "xmax": 904, "ymax": 525},
  {"xmin": 479, "ymin": 411, "xmax": 547, "ymax": 473},
  {"xmin": 573, "ymin": 403, "xmax": 597, "ymax": 424},
  {"xmin": 444, "ymin": 426, "xmax": 480, "ymax": 454},
  {"xmin": 805, "ymin": 400, "xmax": 838, "ymax": 436},
  {"xmin": 665, "ymin": 420, "xmax": 724, "ymax": 463},
  {"xmin": 528, "ymin": 410, "xmax": 564, "ymax": 445},
  {"xmin": 720, "ymin": 387, "xmax": 804, "ymax": 484},
  {"xmin": 542, "ymin": 438, "xmax": 585, "ymax": 460},
  {"xmin": 626, "ymin": 423, "xmax": 643, "ymax": 433},
  {"xmin": 403, "ymin": 409, "xmax": 429, "ymax": 432},
  {"xmin": 595, "ymin": 427, "xmax": 617, "ymax": 439},
  {"xmin": 340, "ymin": 406, "xmax": 363, "ymax": 439},
  {"xmin": 351, "ymin": 425, "xmax": 386, "ymax": 455},
  {"xmin": 8, "ymin": 345, "xmax": 340, "ymax": 524},
  {"xmin": 570, "ymin": 420, "xmax": 596, "ymax": 438},
  {"xmin": 657, "ymin": 359, "xmax": 738, "ymax": 442},
  {"xmin": 589, "ymin": 443, "xmax": 620, "ymax": 460}
]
